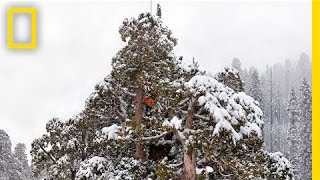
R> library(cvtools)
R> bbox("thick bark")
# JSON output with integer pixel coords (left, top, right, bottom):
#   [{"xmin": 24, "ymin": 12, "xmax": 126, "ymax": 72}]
[
  {"xmin": 174, "ymin": 130, "xmax": 196, "ymax": 180},
  {"xmin": 134, "ymin": 87, "xmax": 145, "ymax": 161},
  {"xmin": 185, "ymin": 100, "xmax": 196, "ymax": 129},
  {"xmin": 183, "ymin": 99, "xmax": 197, "ymax": 180},
  {"xmin": 183, "ymin": 150, "xmax": 196, "ymax": 180}
]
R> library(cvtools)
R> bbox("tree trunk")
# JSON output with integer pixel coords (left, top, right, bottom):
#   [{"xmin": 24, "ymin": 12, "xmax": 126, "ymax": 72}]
[
  {"xmin": 183, "ymin": 99, "xmax": 197, "ymax": 179},
  {"xmin": 183, "ymin": 150, "xmax": 196, "ymax": 180},
  {"xmin": 134, "ymin": 87, "xmax": 145, "ymax": 161},
  {"xmin": 185, "ymin": 100, "xmax": 196, "ymax": 129}
]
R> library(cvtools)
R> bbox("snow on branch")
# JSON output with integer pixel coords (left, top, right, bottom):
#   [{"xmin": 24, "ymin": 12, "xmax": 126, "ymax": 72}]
[
  {"xmin": 100, "ymin": 124, "xmax": 122, "ymax": 140},
  {"xmin": 185, "ymin": 75, "xmax": 263, "ymax": 143},
  {"xmin": 135, "ymin": 132, "xmax": 169, "ymax": 142},
  {"xmin": 76, "ymin": 156, "xmax": 113, "ymax": 180},
  {"xmin": 162, "ymin": 116, "xmax": 183, "ymax": 130},
  {"xmin": 97, "ymin": 124, "xmax": 170, "ymax": 143},
  {"xmin": 268, "ymin": 152, "xmax": 293, "ymax": 177}
]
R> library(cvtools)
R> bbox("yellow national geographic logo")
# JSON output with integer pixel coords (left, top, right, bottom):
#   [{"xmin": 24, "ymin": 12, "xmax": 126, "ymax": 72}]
[{"xmin": 7, "ymin": 7, "xmax": 37, "ymax": 49}]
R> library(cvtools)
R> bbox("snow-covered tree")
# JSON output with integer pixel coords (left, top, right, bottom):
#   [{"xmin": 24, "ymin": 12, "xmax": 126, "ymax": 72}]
[
  {"xmin": 0, "ymin": 129, "xmax": 14, "ymax": 180},
  {"xmin": 299, "ymin": 78, "xmax": 311, "ymax": 179},
  {"xmin": 248, "ymin": 68, "xmax": 263, "ymax": 106},
  {"xmin": 215, "ymin": 67, "xmax": 244, "ymax": 92},
  {"xmin": 261, "ymin": 64, "xmax": 291, "ymax": 154},
  {"xmin": 14, "ymin": 143, "xmax": 33, "ymax": 179},
  {"xmin": 295, "ymin": 53, "xmax": 311, "ymax": 86},
  {"xmin": 31, "ymin": 118, "xmax": 78, "ymax": 179},
  {"xmin": 287, "ymin": 88, "xmax": 301, "ymax": 179},
  {"xmin": 231, "ymin": 58, "xmax": 242, "ymax": 72},
  {"xmin": 14, "ymin": 143, "xmax": 28, "ymax": 166},
  {"xmin": 111, "ymin": 12, "xmax": 179, "ymax": 162},
  {"xmin": 172, "ymin": 73, "xmax": 265, "ymax": 179},
  {"xmin": 0, "ymin": 130, "xmax": 26, "ymax": 180},
  {"xmin": 31, "ymin": 13, "xmax": 295, "ymax": 180}
]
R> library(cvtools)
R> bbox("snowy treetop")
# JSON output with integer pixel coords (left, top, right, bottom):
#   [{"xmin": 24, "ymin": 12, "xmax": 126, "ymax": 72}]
[
  {"xmin": 214, "ymin": 67, "xmax": 240, "ymax": 78},
  {"xmin": 119, "ymin": 12, "xmax": 176, "ymax": 49}
]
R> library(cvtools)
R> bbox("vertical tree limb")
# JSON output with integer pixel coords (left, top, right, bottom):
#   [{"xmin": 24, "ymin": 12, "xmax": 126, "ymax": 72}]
[
  {"xmin": 183, "ymin": 98, "xmax": 197, "ymax": 180},
  {"xmin": 134, "ymin": 87, "xmax": 146, "ymax": 161}
]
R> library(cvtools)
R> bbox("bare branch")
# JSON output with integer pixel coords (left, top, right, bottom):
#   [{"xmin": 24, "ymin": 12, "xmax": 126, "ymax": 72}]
[
  {"xmin": 181, "ymin": 110, "xmax": 210, "ymax": 121},
  {"xmin": 39, "ymin": 145, "xmax": 57, "ymax": 163},
  {"xmin": 116, "ymin": 110, "xmax": 126, "ymax": 121},
  {"xmin": 178, "ymin": 97, "xmax": 189, "ymax": 106}
]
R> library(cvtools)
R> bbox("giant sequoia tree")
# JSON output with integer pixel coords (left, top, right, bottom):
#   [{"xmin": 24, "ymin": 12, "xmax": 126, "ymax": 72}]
[{"xmin": 31, "ymin": 13, "xmax": 294, "ymax": 180}]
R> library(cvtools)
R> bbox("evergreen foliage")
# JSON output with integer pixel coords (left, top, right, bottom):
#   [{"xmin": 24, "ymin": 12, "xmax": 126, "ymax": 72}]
[
  {"xmin": 31, "ymin": 13, "xmax": 295, "ymax": 180},
  {"xmin": 0, "ymin": 130, "xmax": 33, "ymax": 180}
]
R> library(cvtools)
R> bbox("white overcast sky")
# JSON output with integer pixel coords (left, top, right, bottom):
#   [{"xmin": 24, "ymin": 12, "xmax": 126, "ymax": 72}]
[{"xmin": 0, "ymin": 0, "xmax": 311, "ymax": 159}]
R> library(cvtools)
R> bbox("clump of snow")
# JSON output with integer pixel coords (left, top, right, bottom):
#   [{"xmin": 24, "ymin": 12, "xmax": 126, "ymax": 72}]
[
  {"xmin": 206, "ymin": 166, "xmax": 214, "ymax": 173},
  {"xmin": 240, "ymin": 122, "xmax": 262, "ymax": 138},
  {"xmin": 101, "ymin": 124, "xmax": 121, "ymax": 140},
  {"xmin": 196, "ymin": 166, "xmax": 214, "ymax": 174},
  {"xmin": 170, "ymin": 116, "xmax": 183, "ymax": 129},
  {"xmin": 213, "ymin": 119, "xmax": 241, "ymax": 143},
  {"xmin": 162, "ymin": 116, "xmax": 182, "ymax": 130}
]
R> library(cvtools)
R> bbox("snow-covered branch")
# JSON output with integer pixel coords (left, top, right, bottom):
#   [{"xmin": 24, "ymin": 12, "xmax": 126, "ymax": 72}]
[
  {"xmin": 39, "ymin": 145, "xmax": 57, "ymax": 163},
  {"xmin": 134, "ymin": 132, "xmax": 169, "ymax": 142},
  {"xmin": 120, "ymin": 88, "xmax": 136, "ymax": 97}
]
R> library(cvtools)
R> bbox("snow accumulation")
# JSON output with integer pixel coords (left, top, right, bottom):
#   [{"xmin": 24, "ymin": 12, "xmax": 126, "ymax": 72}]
[
  {"xmin": 178, "ymin": 56, "xmax": 198, "ymax": 72},
  {"xmin": 101, "ymin": 124, "xmax": 121, "ymax": 140},
  {"xmin": 57, "ymin": 155, "xmax": 70, "ymax": 166},
  {"xmin": 76, "ymin": 156, "xmax": 112, "ymax": 180},
  {"xmin": 269, "ymin": 152, "xmax": 292, "ymax": 174},
  {"xmin": 67, "ymin": 138, "xmax": 78, "ymax": 149},
  {"xmin": 186, "ymin": 75, "xmax": 263, "ymax": 143},
  {"xmin": 214, "ymin": 66, "xmax": 241, "ymax": 80},
  {"xmin": 222, "ymin": 66, "xmax": 239, "ymax": 75},
  {"xmin": 162, "ymin": 116, "xmax": 182, "ymax": 130},
  {"xmin": 196, "ymin": 166, "xmax": 214, "ymax": 174}
]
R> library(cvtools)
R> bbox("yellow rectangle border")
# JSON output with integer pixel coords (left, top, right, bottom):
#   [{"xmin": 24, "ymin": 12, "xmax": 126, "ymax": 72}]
[
  {"xmin": 313, "ymin": 0, "xmax": 319, "ymax": 179},
  {"xmin": 7, "ymin": 7, "xmax": 37, "ymax": 49}
]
